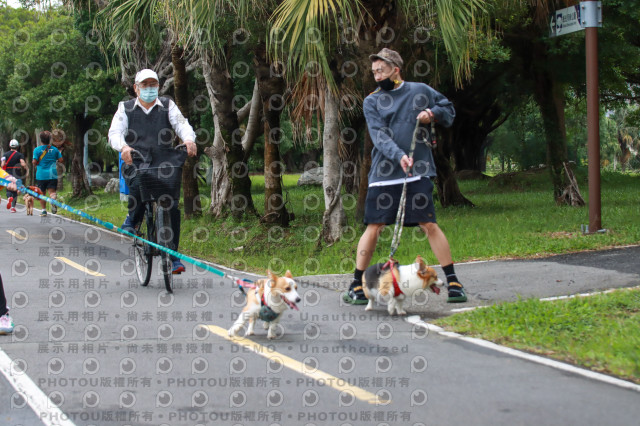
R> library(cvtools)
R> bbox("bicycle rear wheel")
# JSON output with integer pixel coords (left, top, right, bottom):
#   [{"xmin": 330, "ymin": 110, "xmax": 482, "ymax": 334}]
[
  {"xmin": 156, "ymin": 206, "xmax": 174, "ymax": 293},
  {"xmin": 134, "ymin": 208, "xmax": 153, "ymax": 286}
]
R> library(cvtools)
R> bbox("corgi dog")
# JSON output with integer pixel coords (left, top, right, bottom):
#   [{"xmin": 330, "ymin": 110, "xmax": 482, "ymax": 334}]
[
  {"xmin": 24, "ymin": 194, "xmax": 34, "ymax": 215},
  {"xmin": 228, "ymin": 270, "xmax": 301, "ymax": 340},
  {"xmin": 363, "ymin": 255, "xmax": 443, "ymax": 315}
]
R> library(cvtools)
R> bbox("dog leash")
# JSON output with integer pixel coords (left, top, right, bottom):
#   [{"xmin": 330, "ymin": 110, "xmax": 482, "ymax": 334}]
[
  {"xmin": 388, "ymin": 119, "xmax": 421, "ymax": 259},
  {"xmin": 0, "ymin": 177, "xmax": 255, "ymax": 283}
]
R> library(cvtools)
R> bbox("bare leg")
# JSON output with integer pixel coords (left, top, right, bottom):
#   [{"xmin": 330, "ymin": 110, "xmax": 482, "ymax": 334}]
[
  {"xmin": 356, "ymin": 224, "xmax": 385, "ymax": 270},
  {"xmin": 419, "ymin": 222, "xmax": 452, "ymax": 266}
]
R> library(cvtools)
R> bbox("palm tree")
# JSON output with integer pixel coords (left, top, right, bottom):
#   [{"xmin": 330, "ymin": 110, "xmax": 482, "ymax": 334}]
[{"xmin": 269, "ymin": 0, "xmax": 489, "ymax": 240}]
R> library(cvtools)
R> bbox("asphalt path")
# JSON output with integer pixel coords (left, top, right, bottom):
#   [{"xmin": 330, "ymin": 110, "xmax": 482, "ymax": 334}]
[{"xmin": 0, "ymin": 203, "xmax": 639, "ymax": 426}]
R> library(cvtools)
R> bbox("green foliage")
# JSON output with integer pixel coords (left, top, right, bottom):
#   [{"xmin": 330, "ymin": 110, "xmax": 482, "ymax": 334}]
[{"xmin": 0, "ymin": 10, "xmax": 124, "ymax": 133}]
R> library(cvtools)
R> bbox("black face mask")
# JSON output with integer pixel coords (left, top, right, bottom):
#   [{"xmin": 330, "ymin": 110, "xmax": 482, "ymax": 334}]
[{"xmin": 377, "ymin": 78, "xmax": 396, "ymax": 91}]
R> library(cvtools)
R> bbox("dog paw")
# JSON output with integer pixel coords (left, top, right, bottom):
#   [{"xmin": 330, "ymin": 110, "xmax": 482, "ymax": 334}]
[
  {"xmin": 262, "ymin": 322, "xmax": 269, "ymax": 330},
  {"xmin": 397, "ymin": 310, "xmax": 407, "ymax": 316}
]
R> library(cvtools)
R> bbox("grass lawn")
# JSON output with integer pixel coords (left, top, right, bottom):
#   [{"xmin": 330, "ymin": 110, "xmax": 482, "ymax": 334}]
[{"xmin": 434, "ymin": 288, "xmax": 640, "ymax": 383}]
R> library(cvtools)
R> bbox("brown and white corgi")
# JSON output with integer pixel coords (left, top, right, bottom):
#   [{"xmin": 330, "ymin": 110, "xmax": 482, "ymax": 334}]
[
  {"xmin": 228, "ymin": 270, "xmax": 301, "ymax": 340},
  {"xmin": 363, "ymin": 255, "xmax": 443, "ymax": 315}
]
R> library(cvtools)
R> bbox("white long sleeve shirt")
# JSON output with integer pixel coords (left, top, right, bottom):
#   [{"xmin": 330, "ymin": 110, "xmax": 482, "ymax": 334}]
[{"xmin": 108, "ymin": 97, "xmax": 196, "ymax": 152}]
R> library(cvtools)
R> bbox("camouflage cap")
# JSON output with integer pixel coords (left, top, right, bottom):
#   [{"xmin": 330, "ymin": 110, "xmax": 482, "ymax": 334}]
[{"xmin": 369, "ymin": 48, "xmax": 403, "ymax": 69}]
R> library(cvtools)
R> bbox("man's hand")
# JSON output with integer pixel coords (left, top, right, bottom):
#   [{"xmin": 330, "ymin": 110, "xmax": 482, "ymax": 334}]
[
  {"xmin": 121, "ymin": 145, "xmax": 133, "ymax": 165},
  {"xmin": 417, "ymin": 109, "xmax": 434, "ymax": 124},
  {"xmin": 184, "ymin": 140, "xmax": 197, "ymax": 157},
  {"xmin": 400, "ymin": 155, "xmax": 413, "ymax": 175}
]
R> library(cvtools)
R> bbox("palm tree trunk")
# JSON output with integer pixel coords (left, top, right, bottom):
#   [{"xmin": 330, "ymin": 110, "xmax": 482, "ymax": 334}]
[
  {"xmin": 255, "ymin": 44, "xmax": 289, "ymax": 226},
  {"xmin": 171, "ymin": 43, "xmax": 200, "ymax": 218},
  {"xmin": 321, "ymin": 89, "xmax": 346, "ymax": 243},
  {"xmin": 72, "ymin": 113, "xmax": 93, "ymax": 198},
  {"xmin": 201, "ymin": 50, "xmax": 255, "ymax": 218}
]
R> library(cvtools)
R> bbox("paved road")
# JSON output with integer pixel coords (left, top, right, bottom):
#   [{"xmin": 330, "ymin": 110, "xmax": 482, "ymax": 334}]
[{"xmin": 0, "ymin": 205, "xmax": 639, "ymax": 426}]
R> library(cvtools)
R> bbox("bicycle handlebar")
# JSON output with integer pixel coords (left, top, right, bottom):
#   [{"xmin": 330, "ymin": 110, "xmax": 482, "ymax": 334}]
[{"xmin": 129, "ymin": 144, "xmax": 188, "ymax": 163}]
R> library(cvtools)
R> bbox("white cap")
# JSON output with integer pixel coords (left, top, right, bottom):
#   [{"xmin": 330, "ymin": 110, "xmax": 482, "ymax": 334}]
[
  {"xmin": 9, "ymin": 139, "xmax": 19, "ymax": 148},
  {"xmin": 134, "ymin": 69, "xmax": 159, "ymax": 83}
]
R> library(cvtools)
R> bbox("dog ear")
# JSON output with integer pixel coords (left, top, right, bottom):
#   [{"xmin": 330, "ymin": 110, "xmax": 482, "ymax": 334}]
[
  {"xmin": 284, "ymin": 270, "xmax": 293, "ymax": 279},
  {"xmin": 267, "ymin": 270, "xmax": 278, "ymax": 287},
  {"xmin": 416, "ymin": 255, "xmax": 426, "ymax": 271}
]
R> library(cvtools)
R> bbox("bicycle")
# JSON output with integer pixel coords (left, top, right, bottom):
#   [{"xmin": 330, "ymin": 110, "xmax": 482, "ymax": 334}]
[{"xmin": 127, "ymin": 145, "xmax": 187, "ymax": 293}]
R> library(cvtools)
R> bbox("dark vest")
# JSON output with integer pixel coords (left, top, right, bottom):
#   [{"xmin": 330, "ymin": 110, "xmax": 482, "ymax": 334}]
[{"xmin": 123, "ymin": 97, "xmax": 176, "ymax": 166}]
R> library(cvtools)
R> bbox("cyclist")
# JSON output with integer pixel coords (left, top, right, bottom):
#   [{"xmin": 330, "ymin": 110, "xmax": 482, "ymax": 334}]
[{"xmin": 108, "ymin": 69, "xmax": 197, "ymax": 274}]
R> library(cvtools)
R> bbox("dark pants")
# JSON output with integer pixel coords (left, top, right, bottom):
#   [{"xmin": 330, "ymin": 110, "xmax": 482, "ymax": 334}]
[
  {"xmin": 125, "ymin": 167, "xmax": 181, "ymax": 261},
  {"xmin": 0, "ymin": 274, "xmax": 8, "ymax": 317},
  {"xmin": 6, "ymin": 188, "xmax": 17, "ymax": 207}
]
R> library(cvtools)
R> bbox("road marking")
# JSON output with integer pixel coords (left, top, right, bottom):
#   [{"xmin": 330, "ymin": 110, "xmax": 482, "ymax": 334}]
[
  {"xmin": 0, "ymin": 348, "xmax": 77, "ymax": 426},
  {"xmin": 202, "ymin": 325, "xmax": 389, "ymax": 405},
  {"xmin": 6, "ymin": 230, "xmax": 27, "ymax": 241},
  {"xmin": 54, "ymin": 257, "xmax": 105, "ymax": 277},
  {"xmin": 406, "ymin": 315, "xmax": 640, "ymax": 393}
]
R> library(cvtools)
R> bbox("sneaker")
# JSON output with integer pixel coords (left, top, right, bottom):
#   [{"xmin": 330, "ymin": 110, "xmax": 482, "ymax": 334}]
[
  {"xmin": 51, "ymin": 204, "xmax": 57, "ymax": 214},
  {"xmin": 447, "ymin": 282, "xmax": 468, "ymax": 303},
  {"xmin": 342, "ymin": 281, "xmax": 369, "ymax": 305},
  {"xmin": 6, "ymin": 197, "xmax": 13, "ymax": 209},
  {"xmin": 0, "ymin": 314, "xmax": 14, "ymax": 335},
  {"xmin": 10, "ymin": 207, "xmax": 16, "ymax": 213},
  {"xmin": 40, "ymin": 210, "xmax": 47, "ymax": 217},
  {"xmin": 172, "ymin": 260, "xmax": 185, "ymax": 274}
]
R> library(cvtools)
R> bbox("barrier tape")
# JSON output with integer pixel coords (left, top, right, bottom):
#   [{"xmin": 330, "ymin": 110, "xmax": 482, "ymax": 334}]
[{"xmin": 1, "ymin": 177, "xmax": 232, "ymax": 279}]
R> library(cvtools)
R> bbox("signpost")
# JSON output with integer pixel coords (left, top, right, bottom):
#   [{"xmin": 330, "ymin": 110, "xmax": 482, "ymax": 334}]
[{"xmin": 550, "ymin": 1, "xmax": 603, "ymax": 233}]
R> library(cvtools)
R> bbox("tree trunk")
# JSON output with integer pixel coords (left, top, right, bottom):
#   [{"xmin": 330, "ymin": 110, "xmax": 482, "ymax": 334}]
[
  {"xmin": 321, "ymin": 89, "xmax": 346, "ymax": 243},
  {"xmin": 172, "ymin": 43, "xmax": 200, "ymax": 218},
  {"xmin": 255, "ymin": 44, "xmax": 289, "ymax": 226},
  {"xmin": 72, "ymin": 114, "xmax": 93, "ymax": 198},
  {"xmin": 201, "ymin": 50, "xmax": 255, "ymax": 218},
  {"xmin": 356, "ymin": 127, "xmax": 373, "ymax": 221},
  {"xmin": 340, "ymin": 113, "xmax": 363, "ymax": 194},
  {"xmin": 532, "ymin": 43, "xmax": 568, "ymax": 201},
  {"xmin": 434, "ymin": 128, "xmax": 474, "ymax": 207}
]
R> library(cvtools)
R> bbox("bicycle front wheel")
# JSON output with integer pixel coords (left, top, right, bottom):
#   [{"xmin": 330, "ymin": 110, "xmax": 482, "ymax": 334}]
[
  {"xmin": 156, "ymin": 206, "xmax": 174, "ymax": 293},
  {"xmin": 134, "ymin": 210, "xmax": 153, "ymax": 286}
]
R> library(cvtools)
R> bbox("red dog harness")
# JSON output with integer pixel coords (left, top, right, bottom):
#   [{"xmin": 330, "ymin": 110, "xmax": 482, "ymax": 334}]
[{"xmin": 382, "ymin": 259, "xmax": 404, "ymax": 296}]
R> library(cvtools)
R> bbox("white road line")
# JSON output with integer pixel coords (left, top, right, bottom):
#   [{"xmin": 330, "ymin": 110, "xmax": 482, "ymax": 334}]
[
  {"xmin": 0, "ymin": 348, "xmax": 76, "ymax": 426},
  {"xmin": 406, "ymin": 315, "xmax": 640, "ymax": 393}
]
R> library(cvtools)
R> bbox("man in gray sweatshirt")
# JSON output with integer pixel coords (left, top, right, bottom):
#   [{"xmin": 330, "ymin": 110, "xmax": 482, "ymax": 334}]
[{"xmin": 343, "ymin": 48, "xmax": 467, "ymax": 305}]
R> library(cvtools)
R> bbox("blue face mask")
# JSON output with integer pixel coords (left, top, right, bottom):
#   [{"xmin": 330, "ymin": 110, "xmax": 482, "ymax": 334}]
[{"xmin": 139, "ymin": 87, "xmax": 158, "ymax": 103}]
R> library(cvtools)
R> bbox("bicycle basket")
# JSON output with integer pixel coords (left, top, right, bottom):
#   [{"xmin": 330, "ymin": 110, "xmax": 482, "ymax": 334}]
[{"xmin": 137, "ymin": 162, "xmax": 183, "ymax": 205}]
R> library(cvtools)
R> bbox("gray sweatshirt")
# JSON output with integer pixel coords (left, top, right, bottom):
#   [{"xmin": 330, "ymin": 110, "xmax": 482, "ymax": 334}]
[{"xmin": 363, "ymin": 81, "xmax": 455, "ymax": 184}]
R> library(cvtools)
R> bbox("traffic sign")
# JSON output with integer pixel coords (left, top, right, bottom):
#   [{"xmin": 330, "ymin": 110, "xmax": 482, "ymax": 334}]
[{"xmin": 549, "ymin": 5, "xmax": 582, "ymax": 37}]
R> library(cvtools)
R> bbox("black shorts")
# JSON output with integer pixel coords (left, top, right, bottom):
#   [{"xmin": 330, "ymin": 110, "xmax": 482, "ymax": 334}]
[
  {"xmin": 37, "ymin": 179, "xmax": 58, "ymax": 192},
  {"xmin": 364, "ymin": 177, "xmax": 436, "ymax": 226}
]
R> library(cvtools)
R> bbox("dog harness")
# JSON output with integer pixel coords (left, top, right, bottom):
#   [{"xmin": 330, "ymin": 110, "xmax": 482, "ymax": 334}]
[
  {"xmin": 382, "ymin": 259, "xmax": 404, "ymax": 296},
  {"xmin": 235, "ymin": 278, "xmax": 281, "ymax": 322},
  {"xmin": 259, "ymin": 294, "xmax": 280, "ymax": 322}
]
